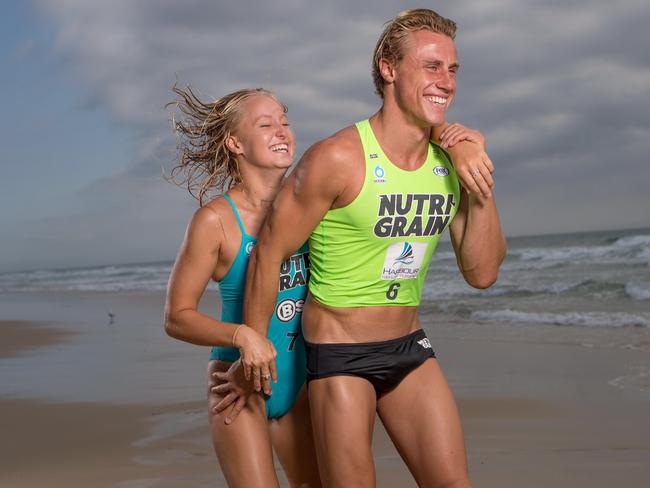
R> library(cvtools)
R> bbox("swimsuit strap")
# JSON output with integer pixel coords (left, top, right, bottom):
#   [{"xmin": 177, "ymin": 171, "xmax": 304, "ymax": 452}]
[{"xmin": 223, "ymin": 193, "xmax": 246, "ymax": 235}]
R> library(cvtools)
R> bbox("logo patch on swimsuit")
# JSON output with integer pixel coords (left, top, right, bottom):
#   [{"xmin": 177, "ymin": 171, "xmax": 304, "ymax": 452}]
[
  {"xmin": 278, "ymin": 251, "xmax": 310, "ymax": 292},
  {"xmin": 433, "ymin": 166, "xmax": 449, "ymax": 177},
  {"xmin": 369, "ymin": 153, "xmax": 379, "ymax": 159},
  {"xmin": 275, "ymin": 298, "xmax": 304, "ymax": 322},
  {"xmin": 381, "ymin": 241, "xmax": 428, "ymax": 280},
  {"xmin": 373, "ymin": 164, "xmax": 386, "ymax": 184},
  {"xmin": 245, "ymin": 241, "xmax": 255, "ymax": 255},
  {"xmin": 417, "ymin": 338, "xmax": 432, "ymax": 349}
]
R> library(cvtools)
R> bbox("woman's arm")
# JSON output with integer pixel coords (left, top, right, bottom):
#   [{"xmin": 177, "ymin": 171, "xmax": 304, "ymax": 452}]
[
  {"xmin": 431, "ymin": 124, "xmax": 506, "ymax": 288},
  {"xmin": 164, "ymin": 205, "xmax": 275, "ymax": 361},
  {"xmin": 431, "ymin": 123, "xmax": 494, "ymax": 198}
]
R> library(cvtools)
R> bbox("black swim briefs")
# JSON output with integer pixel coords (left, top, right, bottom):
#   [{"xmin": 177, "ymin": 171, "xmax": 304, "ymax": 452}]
[{"xmin": 305, "ymin": 329, "xmax": 435, "ymax": 397}]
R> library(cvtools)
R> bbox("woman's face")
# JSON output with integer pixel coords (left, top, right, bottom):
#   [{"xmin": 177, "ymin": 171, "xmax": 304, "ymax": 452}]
[{"xmin": 231, "ymin": 94, "xmax": 295, "ymax": 170}]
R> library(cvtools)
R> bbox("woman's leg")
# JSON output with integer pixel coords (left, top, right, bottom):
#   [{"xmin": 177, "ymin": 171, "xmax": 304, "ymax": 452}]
[
  {"xmin": 377, "ymin": 358, "xmax": 471, "ymax": 488},
  {"xmin": 308, "ymin": 376, "xmax": 378, "ymax": 488},
  {"xmin": 269, "ymin": 387, "xmax": 322, "ymax": 487},
  {"xmin": 208, "ymin": 360, "xmax": 279, "ymax": 488}
]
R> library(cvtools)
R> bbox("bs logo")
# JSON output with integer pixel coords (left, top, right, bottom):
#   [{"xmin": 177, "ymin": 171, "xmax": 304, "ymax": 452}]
[{"xmin": 275, "ymin": 299, "xmax": 305, "ymax": 322}]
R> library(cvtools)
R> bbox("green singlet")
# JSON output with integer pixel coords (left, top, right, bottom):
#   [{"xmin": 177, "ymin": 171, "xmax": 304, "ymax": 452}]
[{"xmin": 308, "ymin": 119, "xmax": 461, "ymax": 307}]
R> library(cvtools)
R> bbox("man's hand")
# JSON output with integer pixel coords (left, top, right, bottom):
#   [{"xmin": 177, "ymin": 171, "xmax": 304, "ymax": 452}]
[
  {"xmin": 211, "ymin": 359, "xmax": 256, "ymax": 424},
  {"xmin": 437, "ymin": 123, "xmax": 494, "ymax": 198}
]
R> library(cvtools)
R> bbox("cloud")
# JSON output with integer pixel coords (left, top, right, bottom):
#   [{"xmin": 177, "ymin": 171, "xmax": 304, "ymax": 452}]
[{"xmin": 9, "ymin": 0, "xmax": 649, "ymax": 270}]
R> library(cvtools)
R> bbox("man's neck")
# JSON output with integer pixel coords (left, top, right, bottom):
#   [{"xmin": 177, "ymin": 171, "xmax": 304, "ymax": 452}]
[{"xmin": 369, "ymin": 101, "xmax": 433, "ymax": 170}]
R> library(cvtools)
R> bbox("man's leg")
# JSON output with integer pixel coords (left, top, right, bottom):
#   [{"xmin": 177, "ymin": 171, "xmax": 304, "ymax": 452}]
[
  {"xmin": 308, "ymin": 376, "xmax": 377, "ymax": 488},
  {"xmin": 208, "ymin": 360, "xmax": 279, "ymax": 488},
  {"xmin": 269, "ymin": 387, "xmax": 322, "ymax": 487},
  {"xmin": 377, "ymin": 358, "xmax": 471, "ymax": 488}
]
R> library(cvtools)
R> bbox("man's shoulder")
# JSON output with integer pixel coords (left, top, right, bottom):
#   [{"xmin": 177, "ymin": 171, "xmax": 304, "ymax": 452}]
[
  {"xmin": 304, "ymin": 124, "xmax": 362, "ymax": 169},
  {"xmin": 290, "ymin": 125, "xmax": 363, "ymax": 197}
]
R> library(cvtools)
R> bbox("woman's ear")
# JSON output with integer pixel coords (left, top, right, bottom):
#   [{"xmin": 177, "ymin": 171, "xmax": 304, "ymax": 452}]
[{"xmin": 226, "ymin": 134, "xmax": 243, "ymax": 155}]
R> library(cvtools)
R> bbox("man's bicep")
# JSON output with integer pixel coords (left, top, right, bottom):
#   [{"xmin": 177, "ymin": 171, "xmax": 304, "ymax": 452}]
[
  {"xmin": 449, "ymin": 192, "xmax": 468, "ymax": 257},
  {"xmin": 261, "ymin": 148, "xmax": 341, "ymax": 258}
]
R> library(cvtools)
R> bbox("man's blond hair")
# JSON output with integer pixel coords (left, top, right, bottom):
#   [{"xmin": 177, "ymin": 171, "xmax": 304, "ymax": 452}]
[{"xmin": 372, "ymin": 9, "xmax": 457, "ymax": 98}]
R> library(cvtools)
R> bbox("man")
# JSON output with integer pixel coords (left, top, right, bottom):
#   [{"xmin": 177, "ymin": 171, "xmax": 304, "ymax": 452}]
[{"xmin": 243, "ymin": 9, "xmax": 506, "ymax": 487}]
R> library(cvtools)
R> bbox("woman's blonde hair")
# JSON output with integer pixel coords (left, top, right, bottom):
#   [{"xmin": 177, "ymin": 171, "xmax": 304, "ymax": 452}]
[
  {"xmin": 372, "ymin": 9, "xmax": 457, "ymax": 99},
  {"xmin": 167, "ymin": 86, "xmax": 286, "ymax": 205}
]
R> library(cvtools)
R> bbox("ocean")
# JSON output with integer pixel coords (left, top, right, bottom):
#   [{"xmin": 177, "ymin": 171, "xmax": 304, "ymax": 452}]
[{"xmin": 2, "ymin": 227, "xmax": 649, "ymax": 329}]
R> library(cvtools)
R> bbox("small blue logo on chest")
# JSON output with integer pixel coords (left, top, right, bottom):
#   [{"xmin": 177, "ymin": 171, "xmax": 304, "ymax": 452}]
[{"xmin": 374, "ymin": 164, "xmax": 387, "ymax": 183}]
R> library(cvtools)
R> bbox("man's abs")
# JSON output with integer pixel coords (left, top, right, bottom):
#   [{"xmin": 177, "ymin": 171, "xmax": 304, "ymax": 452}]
[{"xmin": 302, "ymin": 293, "xmax": 421, "ymax": 343}]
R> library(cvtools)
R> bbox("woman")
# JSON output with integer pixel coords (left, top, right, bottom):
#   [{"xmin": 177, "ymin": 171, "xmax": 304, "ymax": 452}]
[{"xmin": 164, "ymin": 86, "xmax": 320, "ymax": 488}]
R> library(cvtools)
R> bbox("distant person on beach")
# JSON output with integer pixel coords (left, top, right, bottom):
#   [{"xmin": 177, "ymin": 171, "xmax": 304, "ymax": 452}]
[
  {"xmin": 241, "ymin": 9, "xmax": 506, "ymax": 487},
  {"xmin": 164, "ymin": 87, "xmax": 320, "ymax": 487}
]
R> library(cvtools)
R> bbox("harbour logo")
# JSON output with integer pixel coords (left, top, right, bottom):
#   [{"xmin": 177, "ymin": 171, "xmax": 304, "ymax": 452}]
[
  {"xmin": 381, "ymin": 241, "xmax": 428, "ymax": 280},
  {"xmin": 394, "ymin": 242, "xmax": 415, "ymax": 265},
  {"xmin": 433, "ymin": 166, "xmax": 449, "ymax": 177},
  {"xmin": 374, "ymin": 164, "xmax": 386, "ymax": 184},
  {"xmin": 275, "ymin": 298, "xmax": 304, "ymax": 322},
  {"xmin": 417, "ymin": 338, "xmax": 432, "ymax": 349},
  {"xmin": 245, "ymin": 241, "xmax": 255, "ymax": 255}
]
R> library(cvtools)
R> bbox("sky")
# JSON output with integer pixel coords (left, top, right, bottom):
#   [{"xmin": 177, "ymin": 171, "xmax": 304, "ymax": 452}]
[{"xmin": 1, "ymin": 0, "xmax": 649, "ymax": 272}]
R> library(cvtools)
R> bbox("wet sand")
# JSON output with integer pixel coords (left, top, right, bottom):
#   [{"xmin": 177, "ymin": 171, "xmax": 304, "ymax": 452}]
[
  {"xmin": 1, "ymin": 296, "xmax": 649, "ymax": 487},
  {"xmin": 0, "ymin": 320, "xmax": 74, "ymax": 358}
]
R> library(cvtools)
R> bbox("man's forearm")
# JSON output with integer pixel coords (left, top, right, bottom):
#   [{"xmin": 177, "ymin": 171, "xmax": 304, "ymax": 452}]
[
  {"xmin": 243, "ymin": 246, "xmax": 280, "ymax": 336},
  {"xmin": 457, "ymin": 193, "xmax": 506, "ymax": 288}
]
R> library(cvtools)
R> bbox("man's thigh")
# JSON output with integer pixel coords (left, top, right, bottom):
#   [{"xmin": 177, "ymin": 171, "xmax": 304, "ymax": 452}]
[
  {"xmin": 377, "ymin": 359, "xmax": 471, "ymax": 488},
  {"xmin": 308, "ymin": 376, "xmax": 377, "ymax": 488}
]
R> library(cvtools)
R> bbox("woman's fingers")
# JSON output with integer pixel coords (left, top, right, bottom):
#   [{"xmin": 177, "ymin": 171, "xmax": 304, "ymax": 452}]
[
  {"xmin": 240, "ymin": 336, "xmax": 277, "ymax": 393},
  {"xmin": 213, "ymin": 392, "xmax": 237, "ymax": 413},
  {"xmin": 459, "ymin": 169, "xmax": 482, "ymax": 195},
  {"xmin": 483, "ymin": 153, "xmax": 495, "ymax": 174},
  {"xmin": 252, "ymin": 367, "xmax": 262, "ymax": 392},
  {"xmin": 224, "ymin": 395, "xmax": 247, "ymax": 425},
  {"xmin": 211, "ymin": 382, "xmax": 233, "ymax": 395},
  {"xmin": 480, "ymin": 161, "xmax": 494, "ymax": 188},
  {"xmin": 260, "ymin": 367, "xmax": 272, "ymax": 395},
  {"xmin": 439, "ymin": 123, "xmax": 485, "ymax": 149},
  {"xmin": 467, "ymin": 167, "xmax": 492, "ymax": 198}
]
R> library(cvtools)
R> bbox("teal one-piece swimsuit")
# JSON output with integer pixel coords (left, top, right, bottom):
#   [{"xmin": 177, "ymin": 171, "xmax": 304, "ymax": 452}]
[{"xmin": 210, "ymin": 194, "xmax": 309, "ymax": 419}]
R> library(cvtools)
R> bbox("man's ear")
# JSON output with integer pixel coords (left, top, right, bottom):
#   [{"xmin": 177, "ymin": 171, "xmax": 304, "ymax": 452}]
[{"xmin": 379, "ymin": 58, "xmax": 397, "ymax": 84}]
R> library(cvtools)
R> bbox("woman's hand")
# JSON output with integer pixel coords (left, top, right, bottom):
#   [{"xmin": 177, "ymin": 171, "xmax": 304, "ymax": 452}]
[
  {"xmin": 437, "ymin": 123, "xmax": 494, "ymax": 198},
  {"xmin": 234, "ymin": 325, "xmax": 277, "ymax": 395},
  {"xmin": 211, "ymin": 359, "xmax": 254, "ymax": 424}
]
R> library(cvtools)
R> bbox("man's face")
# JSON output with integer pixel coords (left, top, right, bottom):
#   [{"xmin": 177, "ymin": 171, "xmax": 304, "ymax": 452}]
[{"xmin": 390, "ymin": 30, "xmax": 458, "ymax": 127}]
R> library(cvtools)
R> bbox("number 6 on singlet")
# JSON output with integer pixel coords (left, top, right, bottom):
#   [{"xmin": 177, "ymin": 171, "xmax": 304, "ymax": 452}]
[{"xmin": 386, "ymin": 282, "xmax": 401, "ymax": 300}]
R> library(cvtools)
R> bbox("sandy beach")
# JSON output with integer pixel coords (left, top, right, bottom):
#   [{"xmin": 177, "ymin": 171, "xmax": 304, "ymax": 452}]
[
  {"xmin": 0, "ymin": 320, "xmax": 75, "ymax": 359},
  {"xmin": 1, "ymin": 291, "xmax": 649, "ymax": 487}
]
